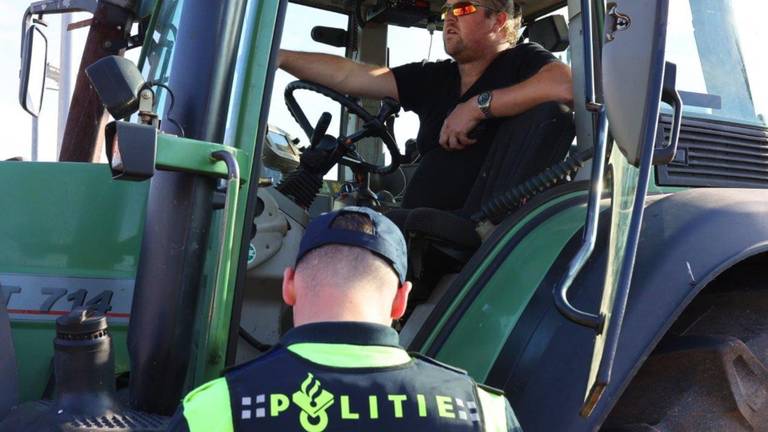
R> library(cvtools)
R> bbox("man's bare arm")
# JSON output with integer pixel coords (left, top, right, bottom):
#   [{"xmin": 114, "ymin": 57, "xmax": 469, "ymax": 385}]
[
  {"xmin": 485, "ymin": 62, "xmax": 573, "ymax": 118},
  {"xmin": 439, "ymin": 62, "xmax": 573, "ymax": 150},
  {"xmin": 278, "ymin": 49, "xmax": 399, "ymax": 100}
]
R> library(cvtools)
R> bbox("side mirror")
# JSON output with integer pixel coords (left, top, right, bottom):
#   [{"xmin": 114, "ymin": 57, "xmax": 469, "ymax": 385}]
[
  {"xmin": 18, "ymin": 0, "xmax": 102, "ymax": 117},
  {"xmin": 18, "ymin": 20, "xmax": 48, "ymax": 117}
]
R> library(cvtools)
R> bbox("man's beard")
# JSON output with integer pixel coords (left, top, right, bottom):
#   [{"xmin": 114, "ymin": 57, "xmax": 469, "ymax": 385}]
[
  {"xmin": 444, "ymin": 35, "xmax": 466, "ymax": 59},
  {"xmin": 444, "ymin": 36, "xmax": 474, "ymax": 63}
]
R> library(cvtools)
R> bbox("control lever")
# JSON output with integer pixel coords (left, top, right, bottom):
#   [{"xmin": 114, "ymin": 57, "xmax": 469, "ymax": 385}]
[
  {"xmin": 311, "ymin": 112, "xmax": 332, "ymax": 148},
  {"xmin": 377, "ymin": 97, "xmax": 401, "ymax": 122}
]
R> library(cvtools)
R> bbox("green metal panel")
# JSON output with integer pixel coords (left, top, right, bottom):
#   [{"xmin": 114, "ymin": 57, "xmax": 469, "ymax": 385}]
[
  {"xmin": 434, "ymin": 201, "xmax": 592, "ymax": 381},
  {"xmin": 0, "ymin": 162, "xmax": 147, "ymax": 277},
  {"xmin": 418, "ymin": 192, "xmax": 587, "ymax": 353},
  {"xmin": 190, "ymin": 0, "xmax": 283, "ymax": 384},
  {"xmin": 155, "ymin": 134, "xmax": 251, "ymax": 182},
  {"xmin": 0, "ymin": 161, "xmax": 147, "ymax": 400}
]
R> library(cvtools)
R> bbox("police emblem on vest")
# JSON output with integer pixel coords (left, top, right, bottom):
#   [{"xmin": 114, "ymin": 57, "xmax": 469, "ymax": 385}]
[{"xmin": 227, "ymin": 349, "xmax": 487, "ymax": 431}]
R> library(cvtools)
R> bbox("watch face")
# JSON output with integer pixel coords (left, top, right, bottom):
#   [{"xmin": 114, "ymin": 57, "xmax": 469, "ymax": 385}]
[{"xmin": 478, "ymin": 92, "xmax": 491, "ymax": 106}]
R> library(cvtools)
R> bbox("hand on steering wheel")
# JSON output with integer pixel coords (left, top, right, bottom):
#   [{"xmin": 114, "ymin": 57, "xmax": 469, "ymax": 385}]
[{"xmin": 284, "ymin": 80, "xmax": 403, "ymax": 175}]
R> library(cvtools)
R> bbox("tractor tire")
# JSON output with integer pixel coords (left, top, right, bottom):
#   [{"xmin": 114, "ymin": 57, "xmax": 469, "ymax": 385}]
[{"xmin": 604, "ymin": 289, "xmax": 768, "ymax": 431}]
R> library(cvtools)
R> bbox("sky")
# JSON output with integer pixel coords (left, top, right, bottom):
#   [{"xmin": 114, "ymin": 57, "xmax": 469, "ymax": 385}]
[{"xmin": 1, "ymin": 0, "xmax": 766, "ymax": 162}]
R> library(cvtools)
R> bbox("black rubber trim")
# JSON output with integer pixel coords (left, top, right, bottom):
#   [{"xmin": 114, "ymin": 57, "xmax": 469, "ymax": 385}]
[
  {"xmin": 407, "ymin": 180, "xmax": 591, "ymax": 354},
  {"xmin": 485, "ymin": 207, "xmax": 612, "ymax": 392},
  {"xmin": 226, "ymin": 0, "xmax": 289, "ymax": 366}
]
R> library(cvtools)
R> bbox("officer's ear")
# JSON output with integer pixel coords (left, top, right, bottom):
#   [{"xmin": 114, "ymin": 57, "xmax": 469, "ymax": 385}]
[
  {"xmin": 390, "ymin": 281, "xmax": 412, "ymax": 320},
  {"xmin": 283, "ymin": 267, "xmax": 297, "ymax": 306}
]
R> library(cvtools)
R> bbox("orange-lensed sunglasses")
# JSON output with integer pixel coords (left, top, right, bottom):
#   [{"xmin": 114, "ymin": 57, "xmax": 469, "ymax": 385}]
[{"xmin": 440, "ymin": 1, "xmax": 500, "ymax": 20}]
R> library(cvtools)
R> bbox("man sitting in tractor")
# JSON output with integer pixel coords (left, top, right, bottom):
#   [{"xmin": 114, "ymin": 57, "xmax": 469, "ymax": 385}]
[
  {"xmin": 278, "ymin": 0, "xmax": 572, "ymax": 211},
  {"xmin": 168, "ymin": 207, "xmax": 520, "ymax": 431}
]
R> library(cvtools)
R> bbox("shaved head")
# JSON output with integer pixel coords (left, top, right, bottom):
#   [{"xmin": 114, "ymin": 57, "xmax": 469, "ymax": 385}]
[
  {"xmin": 296, "ymin": 212, "xmax": 399, "ymax": 291},
  {"xmin": 284, "ymin": 212, "xmax": 411, "ymax": 326},
  {"xmin": 295, "ymin": 244, "xmax": 399, "ymax": 292}
]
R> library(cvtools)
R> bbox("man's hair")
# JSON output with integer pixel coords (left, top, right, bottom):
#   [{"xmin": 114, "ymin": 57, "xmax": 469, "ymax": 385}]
[
  {"xmin": 295, "ymin": 213, "xmax": 399, "ymax": 290},
  {"xmin": 484, "ymin": 0, "xmax": 523, "ymax": 45}
]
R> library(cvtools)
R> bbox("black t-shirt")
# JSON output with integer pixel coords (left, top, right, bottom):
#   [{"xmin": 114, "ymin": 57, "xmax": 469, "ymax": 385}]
[{"xmin": 392, "ymin": 43, "xmax": 557, "ymax": 210}]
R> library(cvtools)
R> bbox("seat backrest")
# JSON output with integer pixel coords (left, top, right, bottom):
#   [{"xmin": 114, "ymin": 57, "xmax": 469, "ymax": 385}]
[
  {"xmin": 460, "ymin": 102, "xmax": 575, "ymax": 217},
  {"xmin": 0, "ymin": 300, "xmax": 18, "ymax": 418},
  {"xmin": 527, "ymin": 15, "xmax": 570, "ymax": 52}
]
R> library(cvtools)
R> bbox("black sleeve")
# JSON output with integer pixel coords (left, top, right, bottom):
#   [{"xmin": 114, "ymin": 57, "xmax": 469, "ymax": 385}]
[
  {"xmin": 391, "ymin": 61, "xmax": 440, "ymax": 115},
  {"xmin": 165, "ymin": 407, "xmax": 191, "ymax": 432},
  {"xmin": 514, "ymin": 42, "xmax": 559, "ymax": 81}
]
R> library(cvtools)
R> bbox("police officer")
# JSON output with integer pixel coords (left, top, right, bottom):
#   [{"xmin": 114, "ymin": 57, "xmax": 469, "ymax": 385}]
[{"xmin": 167, "ymin": 207, "xmax": 521, "ymax": 431}]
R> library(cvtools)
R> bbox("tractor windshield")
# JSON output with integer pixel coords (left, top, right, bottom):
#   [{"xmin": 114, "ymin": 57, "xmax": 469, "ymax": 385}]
[{"xmin": 665, "ymin": 0, "xmax": 767, "ymax": 127}]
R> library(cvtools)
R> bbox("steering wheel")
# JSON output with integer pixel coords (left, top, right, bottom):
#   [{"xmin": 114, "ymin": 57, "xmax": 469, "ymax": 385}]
[{"xmin": 284, "ymin": 80, "xmax": 402, "ymax": 175}]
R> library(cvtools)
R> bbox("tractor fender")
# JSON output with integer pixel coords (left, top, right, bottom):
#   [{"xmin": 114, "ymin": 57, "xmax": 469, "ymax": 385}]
[
  {"xmin": 491, "ymin": 187, "xmax": 768, "ymax": 431},
  {"xmin": 590, "ymin": 187, "xmax": 768, "ymax": 426}
]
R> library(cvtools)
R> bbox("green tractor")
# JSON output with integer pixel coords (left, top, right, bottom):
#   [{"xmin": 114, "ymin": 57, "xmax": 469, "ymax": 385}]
[{"xmin": 1, "ymin": 0, "xmax": 767, "ymax": 430}]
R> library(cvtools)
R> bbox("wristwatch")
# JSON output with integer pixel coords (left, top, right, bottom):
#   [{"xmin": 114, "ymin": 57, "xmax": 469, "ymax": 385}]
[{"xmin": 477, "ymin": 91, "xmax": 494, "ymax": 119}]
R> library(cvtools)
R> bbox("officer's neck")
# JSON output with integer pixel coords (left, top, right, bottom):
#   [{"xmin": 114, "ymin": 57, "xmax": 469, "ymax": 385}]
[{"xmin": 292, "ymin": 297, "xmax": 393, "ymax": 327}]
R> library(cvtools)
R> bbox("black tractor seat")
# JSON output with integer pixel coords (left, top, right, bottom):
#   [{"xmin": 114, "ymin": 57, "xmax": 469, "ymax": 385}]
[
  {"xmin": 387, "ymin": 208, "xmax": 480, "ymax": 250},
  {"xmin": 387, "ymin": 102, "xmax": 576, "ymax": 285}
]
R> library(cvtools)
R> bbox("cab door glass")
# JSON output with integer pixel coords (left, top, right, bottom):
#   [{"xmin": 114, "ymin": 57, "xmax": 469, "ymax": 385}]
[
  {"xmin": 268, "ymin": 3, "xmax": 347, "ymax": 154},
  {"xmin": 140, "ymin": 0, "xmax": 187, "ymax": 120}
]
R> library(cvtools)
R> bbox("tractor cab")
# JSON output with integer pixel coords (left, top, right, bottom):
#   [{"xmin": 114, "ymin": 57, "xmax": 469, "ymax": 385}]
[{"xmin": 235, "ymin": 0, "xmax": 583, "ymax": 354}]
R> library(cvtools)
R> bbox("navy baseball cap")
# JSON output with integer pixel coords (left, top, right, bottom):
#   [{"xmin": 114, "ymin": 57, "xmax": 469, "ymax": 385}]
[{"xmin": 296, "ymin": 207, "xmax": 408, "ymax": 284}]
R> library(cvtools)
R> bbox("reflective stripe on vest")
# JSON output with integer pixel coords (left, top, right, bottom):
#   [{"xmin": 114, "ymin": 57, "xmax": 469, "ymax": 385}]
[
  {"xmin": 477, "ymin": 388, "xmax": 508, "ymax": 432},
  {"xmin": 287, "ymin": 342, "xmax": 412, "ymax": 368},
  {"xmin": 183, "ymin": 377, "xmax": 234, "ymax": 432}
]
